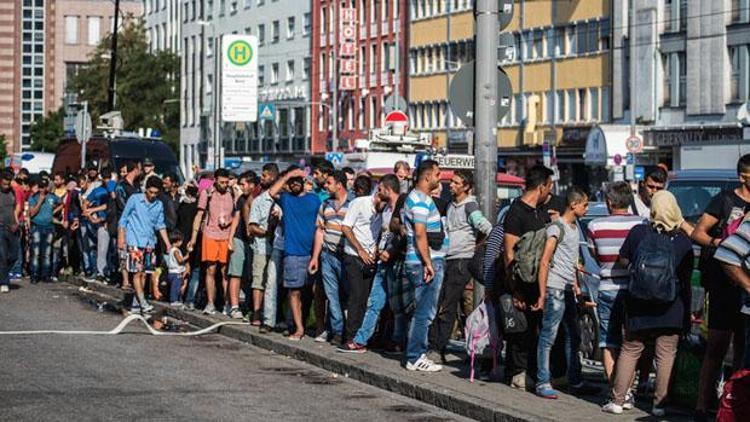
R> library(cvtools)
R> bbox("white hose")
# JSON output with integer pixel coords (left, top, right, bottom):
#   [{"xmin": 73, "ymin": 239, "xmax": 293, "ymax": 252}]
[{"xmin": 0, "ymin": 314, "xmax": 248, "ymax": 336}]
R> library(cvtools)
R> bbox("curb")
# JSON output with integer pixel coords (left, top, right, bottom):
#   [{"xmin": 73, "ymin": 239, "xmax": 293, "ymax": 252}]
[{"xmin": 65, "ymin": 276, "xmax": 549, "ymax": 422}]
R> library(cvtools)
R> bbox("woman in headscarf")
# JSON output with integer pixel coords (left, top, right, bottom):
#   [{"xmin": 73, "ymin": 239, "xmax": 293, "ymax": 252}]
[{"xmin": 602, "ymin": 191, "xmax": 694, "ymax": 417}]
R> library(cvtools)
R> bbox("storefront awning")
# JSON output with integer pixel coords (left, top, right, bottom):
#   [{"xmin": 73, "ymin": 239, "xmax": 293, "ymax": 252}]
[{"xmin": 585, "ymin": 124, "xmax": 643, "ymax": 167}]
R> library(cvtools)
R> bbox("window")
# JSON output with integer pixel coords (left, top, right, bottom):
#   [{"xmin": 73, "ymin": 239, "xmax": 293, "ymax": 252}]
[
  {"xmin": 554, "ymin": 27, "xmax": 565, "ymax": 57},
  {"xmin": 65, "ymin": 16, "xmax": 78, "ymax": 44},
  {"xmin": 286, "ymin": 60, "xmax": 295, "ymax": 82},
  {"xmin": 546, "ymin": 91, "xmax": 554, "ymax": 123},
  {"xmin": 678, "ymin": 52, "xmax": 686, "ymax": 105},
  {"xmin": 87, "ymin": 16, "xmax": 101, "ymax": 46},
  {"xmin": 533, "ymin": 30, "xmax": 543, "ymax": 59},
  {"xmin": 664, "ymin": 0, "xmax": 674, "ymax": 32},
  {"xmin": 271, "ymin": 62, "xmax": 279, "ymax": 84},
  {"xmin": 587, "ymin": 21, "xmax": 599, "ymax": 53},
  {"xmin": 258, "ymin": 64, "xmax": 265, "ymax": 85},
  {"xmin": 663, "ymin": 54, "xmax": 672, "ymax": 106},
  {"xmin": 245, "ymin": 0, "xmax": 252, "ymax": 8},
  {"xmin": 272, "ymin": 20, "xmax": 279, "ymax": 43},
  {"xmin": 219, "ymin": 0, "xmax": 225, "ymax": 16},
  {"xmin": 590, "ymin": 88, "xmax": 599, "ymax": 121},
  {"xmin": 578, "ymin": 88, "xmax": 587, "ymax": 120},
  {"xmin": 287, "ymin": 17, "xmax": 295, "ymax": 39},
  {"xmin": 207, "ymin": 0, "xmax": 214, "ymax": 20},
  {"xmin": 244, "ymin": 27, "xmax": 252, "ymax": 35},
  {"xmin": 567, "ymin": 26, "xmax": 576, "ymax": 55},
  {"xmin": 303, "ymin": 57, "xmax": 310, "ymax": 80},
  {"xmin": 601, "ymin": 87, "xmax": 611, "ymax": 121},
  {"xmin": 321, "ymin": 7, "xmax": 327, "ymax": 34},
  {"xmin": 576, "ymin": 22, "xmax": 588, "ymax": 55},
  {"xmin": 600, "ymin": 19, "xmax": 610, "ymax": 50},
  {"xmin": 230, "ymin": 1, "xmax": 238, "ymax": 14},
  {"xmin": 258, "ymin": 0, "xmax": 265, "ymax": 5},
  {"xmin": 567, "ymin": 89, "xmax": 576, "ymax": 121},
  {"xmin": 303, "ymin": 13, "xmax": 311, "ymax": 35},
  {"xmin": 257, "ymin": 24, "xmax": 265, "ymax": 44},
  {"xmin": 555, "ymin": 90, "xmax": 564, "ymax": 123},
  {"xmin": 679, "ymin": 0, "xmax": 687, "ymax": 30}
]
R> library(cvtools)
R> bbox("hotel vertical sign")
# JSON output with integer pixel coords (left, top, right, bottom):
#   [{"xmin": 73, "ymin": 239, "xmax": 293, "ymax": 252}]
[{"xmin": 339, "ymin": 7, "xmax": 357, "ymax": 91}]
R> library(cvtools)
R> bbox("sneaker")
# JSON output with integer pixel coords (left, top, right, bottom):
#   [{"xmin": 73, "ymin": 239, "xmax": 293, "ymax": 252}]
[
  {"xmin": 186, "ymin": 302, "xmax": 195, "ymax": 311},
  {"xmin": 82, "ymin": 275, "xmax": 96, "ymax": 283},
  {"xmin": 569, "ymin": 382, "xmax": 601, "ymax": 396},
  {"xmin": 623, "ymin": 391, "xmax": 635, "ymax": 410},
  {"xmin": 140, "ymin": 301, "xmax": 154, "ymax": 313},
  {"xmin": 0, "ymin": 285, "xmax": 9, "ymax": 293},
  {"xmin": 652, "ymin": 406, "xmax": 666, "ymax": 417},
  {"xmin": 203, "ymin": 303, "xmax": 217, "ymax": 315},
  {"xmin": 405, "ymin": 354, "xmax": 443, "ymax": 372},
  {"xmin": 229, "ymin": 308, "xmax": 243, "ymax": 319},
  {"xmin": 330, "ymin": 334, "xmax": 343, "ymax": 346},
  {"xmin": 511, "ymin": 372, "xmax": 527, "ymax": 390},
  {"xmin": 535, "ymin": 385, "xmax": 559, "ymax": 399},
  {"xmin": 170, "ymin": 301, "xmax": 184, "ymax": 308},
  {"xmin": 50, "ymin": 276, "xmax": 59, "ymax": 283},
  {"xmin": 602, "ymin": 402, "xmax": 623, "ymax": 415},
  {"xmin": 222, "ymin": 305, "xmax": 231, "ymax": 316},
  {"xmin": 314, "ymin": 330, "xmax": 329, "ymax": 343},
  {"xmin": 337, "ymin": 341, "xmax": 367, "ymax": 354},
  {"xmin": 259, "ymin": 325, "xmax": 272, "ymax": 334}
]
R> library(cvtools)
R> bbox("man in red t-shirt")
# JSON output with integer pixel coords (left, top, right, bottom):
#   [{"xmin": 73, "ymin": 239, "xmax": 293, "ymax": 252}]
[{"xmin": 10, "ymin": 175, "xmax": 29, "ymax": 279}]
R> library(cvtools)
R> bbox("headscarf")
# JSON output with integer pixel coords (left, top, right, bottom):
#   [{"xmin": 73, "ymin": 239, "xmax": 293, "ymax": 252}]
[{"xmin": 650, "ymin": 190, "xmax": 683, "ymax": 233}]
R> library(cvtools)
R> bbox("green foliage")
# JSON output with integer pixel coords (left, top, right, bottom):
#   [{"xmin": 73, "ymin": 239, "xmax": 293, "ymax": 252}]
[
  {"xmin": 0, "ymin": 133, "xmax": 8, "ymax": 163},
  {"xmin": 69, "ymin": 18, "xmax": 180, "ymax": 153},
  {"xmin": 29, "ymin": 107, "xmax": 64, "ymax": 152}
]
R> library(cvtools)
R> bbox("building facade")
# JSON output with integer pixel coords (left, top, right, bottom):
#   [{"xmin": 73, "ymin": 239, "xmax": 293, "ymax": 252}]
[
  {"xmin": 612, "ymin": 0, "xmax": 750, "ymax": 168},
  {"xmin": 409, "ymin": 0, "xmax": 612, "ymax": 189},
  {"xmin": 142, "ymin": 0, "xmax": 181, "ymax": 52},
  {"xmin": 180, "ymin": 0, "xmax": 312, "ymax": 180},
  {"xmin": 311, "ymin": 0, "xmax": 409, "ymax": 154},
  {"xmin": 0, "ymin": 0, "xmax": 24, "ymax": 156}
]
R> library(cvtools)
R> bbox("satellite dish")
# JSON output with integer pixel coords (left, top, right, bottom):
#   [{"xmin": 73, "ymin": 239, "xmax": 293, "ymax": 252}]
[{"xmin": 738, "ymin": 101, "xmax": 750, "ymax": 125}]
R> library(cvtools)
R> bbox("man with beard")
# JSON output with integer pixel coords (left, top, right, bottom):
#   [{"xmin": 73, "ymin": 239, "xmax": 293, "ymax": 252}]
[
  {"xmin": 188, "ymin": 168, "xmax": 236, "ymax": 315},
  {"xmin": 267, "ymin": 167, "xmax": 321, "ymax": 340},
  {"xmin": 630, "ymin": 168, "xmax": 667, "ymax": 218}
]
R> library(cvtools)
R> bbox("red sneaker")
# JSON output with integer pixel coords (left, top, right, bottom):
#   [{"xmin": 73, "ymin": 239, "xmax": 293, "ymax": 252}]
[{"xmin": 337, "ymin": 341, "xmax": 367, "ymax": 354}]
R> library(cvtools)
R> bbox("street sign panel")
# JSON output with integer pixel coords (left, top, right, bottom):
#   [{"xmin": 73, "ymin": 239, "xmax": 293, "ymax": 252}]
[
  {"xmin": 221, "ymin": 35, "xmax": 259, "ymax": 122},
  {"xmin": 384, "ymin": 95, "xmax": 407, "ymax": 113},
  {"xmin": 635, "ymin": 166, "xmax": 645, "ymax": 181},
  {"xmin": 498, "ymin": 32, "xmax": 515, "ymax": 63},
  {"xmin": 498, "ymin": 0, "xmax": 514, "ymax": 31},
  {"xmin": 433, "ymin": 154, "xmax": 475, "ymax": 169},
  {"xmin": 74, "ymin": 110, "xmax": 92, "ymax": 144},
  {"xmin": 384, "ymin": 110, "xmax": 408, "ymax": 124},
  {"xmin": 326, "ymin": 152, "xmax": 344, "ymax": 166},
  {"xmin": 448, "ymin": 61, "xmax": 512, "ymax": 127},
  {"xmin": 625, "ymin": 135, "xmax": 643, "ymax": 153},
  {"xmin": 613, "ymin": 153, "xmax": 623, "ymax": 166},
  {"xmin": 626, "ymin": 153, "xmax": 634, "ymax": 165}
]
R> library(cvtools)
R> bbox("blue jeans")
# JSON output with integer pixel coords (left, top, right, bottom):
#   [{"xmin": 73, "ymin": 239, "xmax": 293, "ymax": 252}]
[
  {"xmin": 263, "ymin": 248, "xmax": 284, "ymax": 327},
  {"xmin": 80, "ymin": 221, "xmax": 97, "ymax": 276},
  {"xmin": 321, "ymin": 250, "xmax": 346, "ymax": 337},
  {"xmin": 405, "ymin": 259, "xmax": 445, "ymax": 364},
  {"xmin": 354, "ymin": 260, "xmax": 407, "ymax": 346},
  {"xmin": 0, "ymin": 226, "xmax": 20, "ymax": 286},
  {"xmin": 30, "ymin": 225, "xmax": 54, "ymax": 280},
  {"xmin": 536, "ymin": 287, "xmax": 583, "ymax": 389},
  {"xmin": 596, "ymin": 288, "xmax": 626, "ymax": 349},
  {"xmin": 168, "ymin": 273, "xmax": 182, "ymax": 303},
  {"xmin": 10, "ymin": 226, "xmax": 24, "ymax": 277},
  {"xmin": 186, "ymin": 265, "xmax": 201, "ymax": 305}
]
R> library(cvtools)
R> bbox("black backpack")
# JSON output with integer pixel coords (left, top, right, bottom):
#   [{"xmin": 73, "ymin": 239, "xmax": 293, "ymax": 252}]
[{"xmin": 629, "ymin": 227, "xmax": 679, "ymax": 304}]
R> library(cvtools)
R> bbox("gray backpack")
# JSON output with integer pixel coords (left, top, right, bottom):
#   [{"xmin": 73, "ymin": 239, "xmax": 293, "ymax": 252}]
[{"xmin": 512, "ymin": 220, "xmax": 565, "ymax": 284}]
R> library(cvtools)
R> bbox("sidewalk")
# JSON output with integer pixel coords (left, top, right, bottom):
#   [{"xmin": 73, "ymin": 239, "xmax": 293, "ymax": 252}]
[{"xmin": 65, "ymin": 276, "xmax": 690, "ymax": 422}]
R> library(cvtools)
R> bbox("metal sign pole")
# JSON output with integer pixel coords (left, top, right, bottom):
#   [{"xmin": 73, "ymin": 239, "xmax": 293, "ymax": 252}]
[{"xmin": 81, "ymin": 101, "xmax": 88, "ymax": 169}]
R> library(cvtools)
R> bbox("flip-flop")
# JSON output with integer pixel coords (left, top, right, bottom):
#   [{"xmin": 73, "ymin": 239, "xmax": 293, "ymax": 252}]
[
  {"xmin": 251, "ymin": 320, "xmax": 262, "ymax": 327},
  {"xmin": 287, "ymin": 334, "xmax": 304, "ymax": 341}
]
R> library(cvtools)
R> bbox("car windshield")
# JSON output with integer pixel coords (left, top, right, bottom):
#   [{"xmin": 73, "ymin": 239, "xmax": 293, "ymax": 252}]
[{"xmin": 668, "ymin": 180, "xmax": 736, "ymax": 222}]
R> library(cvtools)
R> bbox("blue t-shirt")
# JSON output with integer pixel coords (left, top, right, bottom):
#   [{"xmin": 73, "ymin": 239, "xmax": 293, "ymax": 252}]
[
  {"xmin": 278, "ymin": 192, "xmax": 321, "ymax": 257},
  {"xmin": 87, "ymin": 185, "xmax": 110, "ymax": 220},
  {"xmin": 105, "ymin": 180, "xmax": 117, "ymax": 193},
  {"xmin": 29, "ymin": 192, "xmax": 61, "ymax": 228}
]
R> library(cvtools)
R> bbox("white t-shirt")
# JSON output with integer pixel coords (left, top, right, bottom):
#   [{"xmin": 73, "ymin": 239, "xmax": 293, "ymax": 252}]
[
  {"xmin": 342, "ymin": 195, "xmax": 382, "ymax": 257},
  {"xmin": 632, "ymin": 194, "xmax": 650, "ymax": 219},
  {"xmin": 165, "ymin": 247, "xmax": 185, "ymax": 274}
]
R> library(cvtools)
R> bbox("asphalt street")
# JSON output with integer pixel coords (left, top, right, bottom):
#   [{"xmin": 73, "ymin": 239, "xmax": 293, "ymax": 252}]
[{"xmin": 0, "ymin": 282, "xmax": 470, "ymax": 422}]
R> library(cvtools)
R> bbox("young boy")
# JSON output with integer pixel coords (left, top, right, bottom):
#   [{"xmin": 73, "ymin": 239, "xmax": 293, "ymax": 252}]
[
  {"xmin": 166, "ymin": 231, "xmax": 190, "ymax": 307},
  {"xmin": 532, "ymin": 187, "xmax": 597, "ymax": 399},
  {"xmin": 118, "ymin": 177, "xmax": 172, "ymax": 314}
]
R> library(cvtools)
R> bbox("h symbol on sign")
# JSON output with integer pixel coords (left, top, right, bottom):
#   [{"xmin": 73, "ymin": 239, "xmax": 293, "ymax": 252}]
[{"xmin": 232, "ymin": 45, "xmax": 247, "ymax": 61}]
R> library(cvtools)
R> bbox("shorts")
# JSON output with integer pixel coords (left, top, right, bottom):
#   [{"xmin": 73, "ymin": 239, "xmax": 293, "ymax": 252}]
[
  {"xmin": 283, "ymin": 255, "xmax": 312, "ymax": 289},
  {"xmin": 596, "ymin": 288, "xmax": 626, "ymax": 349},
  {"xmin": 124, "ymin": 246, "xmax": 155, "ymax": 274},
  {"xmin": 708, "ymin": 284, "xmax": 744, "ymax": 332},
  {"xmin": 202, "ymin": 236, "xmax": 230, "ymax": 264},
  {"xmin": 227, "ymin": 238, "xmax": 247, "ymax": 277},
  {"xmin": 252, "ymin": 252, "xmax": 269, "ymax": 290}
]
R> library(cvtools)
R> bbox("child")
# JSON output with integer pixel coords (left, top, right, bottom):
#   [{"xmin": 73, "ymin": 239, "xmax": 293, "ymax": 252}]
[
  {"xmin": 532, "ymin": 187, "xmax": 598, "ymax": 399},
  {"xmin": 166, "ymin": 231, "xmax": 190, "ymax": 306}
]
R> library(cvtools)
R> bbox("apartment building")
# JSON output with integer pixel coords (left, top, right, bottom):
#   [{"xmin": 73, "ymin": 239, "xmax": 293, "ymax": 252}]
[
  {"xmin": 180, "ymin": 0, "xmax": 312, "ymax": 179},
  {"xmin": 612, "ymin": 0, "xmax": 750, "ymax": 169},
  {"xmin": 409, "ymin": 0, "xmax": 612, "ymax": 188},
  {"xmin": 142, "ymin": 0, "xmax": 181, "ymax": 52},
  {"xmin": 311, "ymin": 0, "xmax": 409, "ymax": 153}
]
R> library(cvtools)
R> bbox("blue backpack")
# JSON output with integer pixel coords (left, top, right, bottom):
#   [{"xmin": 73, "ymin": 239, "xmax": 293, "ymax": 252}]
[{"xmin": 629, "ymin": 227, "xmax": 679, "ymax": 303}]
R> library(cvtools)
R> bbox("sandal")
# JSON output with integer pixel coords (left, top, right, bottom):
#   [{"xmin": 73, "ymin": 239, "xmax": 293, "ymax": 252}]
[
  {"xmin": 251, "ymin": 319, "xmax": 262, "ymax": 327},
  {"xmin": 287, "ymin": 333, "xmax": 304, "ymax": 341}
]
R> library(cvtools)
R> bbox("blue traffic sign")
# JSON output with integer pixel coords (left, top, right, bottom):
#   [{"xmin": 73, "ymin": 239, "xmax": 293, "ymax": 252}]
[
  {"xmin": 635, "ymin": 166, "xmax": 645, "ymax": 181},
  {"xmin": 258, "ymin": 103, "xmax": 276, "ymax": 121},
  {"xmin": 325, "ymin": 152, "xmax": 344, "ymax": 166}
]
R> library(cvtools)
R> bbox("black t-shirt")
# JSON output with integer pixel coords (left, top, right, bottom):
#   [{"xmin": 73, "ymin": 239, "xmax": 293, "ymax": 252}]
[
  {"xmin": 503, "ymin": 198, "xmax": 550, "ymax": 238},
  {"xmin": 620, "ymin": 224, "xmax": 694, "ymax": 333},
  {"xmin": 539, "ymin": 194, "xmax": 566, "ymax": 216},
  {"xmin": 233, "ymin": 194, "xmax": 249, "ymax": 242},
  {"xmin": 703, "ymin": 189, "xmax": 750, "ymax": 287}
]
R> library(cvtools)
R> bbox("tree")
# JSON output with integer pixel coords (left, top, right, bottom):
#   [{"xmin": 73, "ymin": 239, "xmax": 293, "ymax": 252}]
[
  {"xmin": 0, "ymin": 134, "xmax": 8, "ymax": 164},
  {"xmin": 69, "ymin": 18, "xmax": 180, "ymax": 153},
  {"xmin": 29, "ymin": 107, "xmax": 64, "ymax": 152}
]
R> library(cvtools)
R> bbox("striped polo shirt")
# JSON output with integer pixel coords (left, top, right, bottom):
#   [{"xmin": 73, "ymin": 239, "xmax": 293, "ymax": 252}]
[
  {"xmin": 403, "ymin": 189, "xmax": 448, "ymax": 265},
  {"xmin": 586, "ymin": 214, "xmax": 645, "ymax": 291},
  {"xmin": 317, "ymin": 196, "xmax": 351, "ymax": 253}
]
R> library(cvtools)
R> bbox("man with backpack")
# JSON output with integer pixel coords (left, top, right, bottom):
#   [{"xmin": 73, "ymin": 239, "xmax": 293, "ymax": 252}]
[
  {"xmin": 187, "ymin": 168, "xmax": 236, "ymax": 315},
  {"xmin": 692, "ymin": 154, "xmax": 750, "ymax": 421},
  {"xmin": 586, "ymin": 181, "xmax": 646, "ymax": 402},
  {"xmin": 534, "ymin": 187, "xmax": 599, "ymax": 399},
  {"xmin": 502, "ymin": 165, "xmax": 554, "ymax": 389},
  {"xmin": 430, "ymin": 169, "xmax": 492, "ymax": 362}
]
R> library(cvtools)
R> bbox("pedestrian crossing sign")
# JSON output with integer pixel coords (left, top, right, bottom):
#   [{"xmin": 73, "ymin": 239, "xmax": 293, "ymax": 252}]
[{"xmin": 259, "ymin": 103, "xmax": 276, "ymax": 121}]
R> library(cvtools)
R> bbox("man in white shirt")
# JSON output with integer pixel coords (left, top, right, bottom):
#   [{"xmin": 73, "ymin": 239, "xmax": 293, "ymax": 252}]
[
  {"xmin": 338, "ymin": 175, "xmax": 384, "ymax": 352},
  {"xmin": 630, "ymin": 168, "xmax": 667, "ymax": 218}
]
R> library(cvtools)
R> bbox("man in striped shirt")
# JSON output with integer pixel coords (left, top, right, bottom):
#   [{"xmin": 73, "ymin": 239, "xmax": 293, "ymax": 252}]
[
  {"xmin": 586, "ymin": 181, "xmax": 645, "ymax": 390},
  {"xmin": 403, "ymin": 159, "xmax": 447, "ymax": 372},
  {"xmin": 308, "ymin": 170, "xmax": 351, "ymax": 344}
]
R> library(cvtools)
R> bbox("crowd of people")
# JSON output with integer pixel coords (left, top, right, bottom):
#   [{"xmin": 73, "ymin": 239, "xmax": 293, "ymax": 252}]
[{"xmin": 1, "ymin": 154, "xmax": 749, "ymax": 420}]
